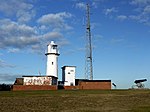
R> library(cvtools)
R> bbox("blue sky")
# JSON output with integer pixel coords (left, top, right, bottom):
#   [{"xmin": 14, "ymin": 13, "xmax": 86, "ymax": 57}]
[{"xmin": 0, "ymin": 0, "xmax": 150, "ymax": 89}]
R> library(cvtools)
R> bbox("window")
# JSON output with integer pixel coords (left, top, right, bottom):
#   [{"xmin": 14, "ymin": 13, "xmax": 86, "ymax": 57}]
[{"xmin": 70, "ymin": 70, "xmax": 74, "ymax": 72}]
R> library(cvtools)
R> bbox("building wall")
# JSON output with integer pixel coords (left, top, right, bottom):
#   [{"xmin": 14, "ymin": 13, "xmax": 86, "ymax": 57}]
[
  {"xmin": 63, "ymin": 81, "xmax": 111, "ymax": 90},
  {"xmin": 23, "ymin": 76, "xmax": 53, "ymax": 85},
  {"xmin": 79, "ymin": 81, "xmax": 111, "ymax": 90},
  {"xmin": 12, "ymin": 85, "xmax": 57, "ymax": 91},
  {"xmin": 12, "ymin": 81, "xmax": 111, "ymax": 91},
  {"xmin": 62, "ymin": 66, "xmax": 76, "ymax": 86}
]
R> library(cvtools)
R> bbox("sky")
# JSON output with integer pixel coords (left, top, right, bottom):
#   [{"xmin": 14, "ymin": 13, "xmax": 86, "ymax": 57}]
[{"xmin": 0, "ymin": 0, "xmax": 150, "ymax": 89}]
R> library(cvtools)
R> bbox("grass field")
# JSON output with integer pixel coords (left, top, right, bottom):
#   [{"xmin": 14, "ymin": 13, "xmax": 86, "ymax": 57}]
[{"xmin": 0, "ymin": 89, "xmax": 150, "ymax": 112}]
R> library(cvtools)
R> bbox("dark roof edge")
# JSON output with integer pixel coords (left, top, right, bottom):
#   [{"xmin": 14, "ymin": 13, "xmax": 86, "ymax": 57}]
[
  {"xmin": 62, "ymin": 66, "xmax": 76, "ymax": 68},
  {"xmin": 78, "ymin": 80, "xmax": 111, "ymax": 82},
  {"xmin": 22, "ymin": 75, "xmax": 58, "ymax": 78}
]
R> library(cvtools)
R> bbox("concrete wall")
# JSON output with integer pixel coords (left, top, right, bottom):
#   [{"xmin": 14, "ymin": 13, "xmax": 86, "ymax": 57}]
[
  {"xmin": 12, "ymin": 85, "xmax": 57, "ymax": 91},
  {"xmin": 78, "ymin": 81, "xmax": 111, "ymax": 90}
]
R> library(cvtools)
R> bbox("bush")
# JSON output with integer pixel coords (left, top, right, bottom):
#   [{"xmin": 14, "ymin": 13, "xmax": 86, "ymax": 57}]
[{"xmin": 0, "ymin": 83, "xmax": 11, "ymax": 91}]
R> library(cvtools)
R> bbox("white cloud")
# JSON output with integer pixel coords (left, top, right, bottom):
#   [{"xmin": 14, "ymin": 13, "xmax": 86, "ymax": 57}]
[
  {"xmin": 0, "ymin": 18, "xmax": 71, "ymax": 54},
  {"xmin": 129, "ymin": 0, "xmax": 150, "ymax": 25},
  {"xmin": 57, "ymin": 38, "xmax": 70, "ymax": 47},
  {"xmin": 130, "ymin": 0, "xmax": 150, "ymax": 6},
  {"xmin": 43, "ymin": 32, "xmax": 63, "ymax": 40},
  {"xmin": 0, "ymin": 73, "xmax": 21, "ymax": 83},
  {"xmin": 17, "ymin": 9, "xmax": 36, "ymax": 23},
  {"xmin": 0, "ymin": 0, "xmax": 33, "ymax": 14},
  {"xmin": 39, "ymin": 25, "xmax": 48, "ymax": 31},
  {"xmin": 8, "ymin": 48, "xmax": 20, "ymax": 53},
  {"xmin": 129, "ymin": 15, "xmax": 149, "ymax": 24},
  {"xmin": 143, "ymin": 5, "xmax": 150, "ymax": 14},
  {"xmin": 92, "ymin": 2, "xmax": 97, "ymax": 8},
  {"xmin": 129, "ymin": 15, "xmax": 140, "ymax": 20},
  {"xmin": 37, "ymin": 12, "xmax": 72, "ymax": 30},
  {"xmin": 76, "ymin": 2, "xmax": 86, "ymax": 10},
  {"xmin": 129, "ymin": 13, "xmax": 150, "ymax": 25},
  {"xmin": 0, "ymin": 59, "xmax": 15, "ymax": 68},
  {"xmin": 117, "ymin": 15, "xmax": 127, "ymax": 21},
  {"xmin": 0, "ymin": 1, "xmax": 73, "ymax": 54},
  {"xmin": 75, "ymin": 0, "xmax": 107, "ymax": 9},
  {"xmin": 0, "ymin": 19, "xmax": 39, "ymax": 49},
  {"xmin": 0, "ymin": 19, "xmax": 36, "ymax": 37},
  {"xmin": 103, "ymin": 7, "xmax": 118, "ymax": 15},
  {"xmin": 0, "ymin": 0, "xmax": 35, "ymax": 23}
]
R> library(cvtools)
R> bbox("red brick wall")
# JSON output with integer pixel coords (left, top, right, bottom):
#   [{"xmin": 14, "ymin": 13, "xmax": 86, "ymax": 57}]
[
  {"xmin": 12, "ymin": 85, "xmax": 57, "ymax": 91},
  {"xmin": 12, "ymin": 82, "xmax": 111, "ymax": 91},
  {"xmin": 64, "ymin": 86, "xmax": 79, "ymax": 90},
  {"xmin": 79, "ymin": 82, "xmax": 111, "ymax": 90}
]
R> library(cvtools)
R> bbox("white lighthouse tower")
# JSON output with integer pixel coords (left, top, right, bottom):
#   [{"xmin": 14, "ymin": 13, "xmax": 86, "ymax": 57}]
[{"xmin": 45, "ymin": 41, "xmax": 60, "ymax": 77}]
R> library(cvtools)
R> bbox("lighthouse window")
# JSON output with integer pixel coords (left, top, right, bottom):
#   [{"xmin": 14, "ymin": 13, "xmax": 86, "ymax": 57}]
[
  {"xmin": 52, "ymin": 45, "xmax": 57, "ymax": 49},
  {"xmin": 52, "ymin": 62, "xmax": 53, "ymax": 65}
]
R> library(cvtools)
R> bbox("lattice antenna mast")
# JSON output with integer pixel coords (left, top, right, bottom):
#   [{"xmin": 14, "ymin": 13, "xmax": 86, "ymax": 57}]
[{"xmin": 85, "ymin": 3, "xmax": 93, "ymax": 80}]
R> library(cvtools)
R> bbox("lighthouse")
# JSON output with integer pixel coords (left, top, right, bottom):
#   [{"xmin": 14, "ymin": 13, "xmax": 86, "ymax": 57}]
[{"xmin": 45, "ymin": 41, "xmax": 60, "ymax": 77}]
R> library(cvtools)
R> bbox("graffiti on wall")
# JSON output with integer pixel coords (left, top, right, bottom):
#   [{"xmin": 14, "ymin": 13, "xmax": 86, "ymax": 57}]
[{"xmin": 23, "ymin": 77, "xmax": 52, "ymax": 85}]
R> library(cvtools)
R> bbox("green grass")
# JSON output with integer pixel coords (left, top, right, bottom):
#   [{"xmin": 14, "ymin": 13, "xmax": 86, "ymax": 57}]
[{"xmin": 0, "ymin": 90, "xmax": 150, "ymax": 112}]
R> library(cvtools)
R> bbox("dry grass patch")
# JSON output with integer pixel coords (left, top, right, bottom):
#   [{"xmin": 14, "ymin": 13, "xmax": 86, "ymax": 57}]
[{"xmin": 0, "ymin": 90, "xmax": 150, "ymax": 112}]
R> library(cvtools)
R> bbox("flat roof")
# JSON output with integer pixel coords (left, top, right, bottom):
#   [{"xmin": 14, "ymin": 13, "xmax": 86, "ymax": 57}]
[
  {"xmin": 62, "ymin": 66, "xmax": 76, "ymax": 68},
  {"xmin": 77, "ymin": 79, "xmax": 111, "ymax": 82},
  {"xmin": 22, "ymin": 75, "xmax": 58, "ymax": 78}
]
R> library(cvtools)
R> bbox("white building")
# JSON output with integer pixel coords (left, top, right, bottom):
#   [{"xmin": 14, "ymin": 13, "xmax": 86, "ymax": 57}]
[
  {"xmin": 62, "ymin": 66, "xmax": 76, "ymax": 86},
  {"xmin": 45, "ymin": 41, "xmax": 60, "ymax": 77}
]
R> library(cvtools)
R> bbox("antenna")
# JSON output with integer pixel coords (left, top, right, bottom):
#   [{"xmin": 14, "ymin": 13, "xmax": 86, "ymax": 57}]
[
  {"xmin": 39, "ymin": 70, "xmax": 41, "ymax": 76},
  {"xmin": 85, "ymin": 3, "xmax": 93, "ymax": 80}
]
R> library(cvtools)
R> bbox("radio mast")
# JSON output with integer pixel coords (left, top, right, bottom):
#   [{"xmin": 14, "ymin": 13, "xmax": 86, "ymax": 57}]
[{"xmin": 85, "ymin": 3, "xmax": 93, "ymax": 80}]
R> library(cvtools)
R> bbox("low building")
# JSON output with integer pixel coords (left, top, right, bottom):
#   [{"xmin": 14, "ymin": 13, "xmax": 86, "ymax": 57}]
[
  {"xmin": 62, "ymin": 66, "xmax": 76, "ymax": 86},
  {"xmin": 77, "ymin": 80, "xmax": 111, "ymax": 90},
  {"xmin": 22, "ymin": 76, "xmax": 57, "ymax": 85},
  {"xmin": 12, "ymin": 76, "xmax": 58, "ymax": 91},
  {"xmin": 59, "ymin": 79, "xmax": 111, "ymax": 90}
]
